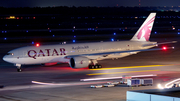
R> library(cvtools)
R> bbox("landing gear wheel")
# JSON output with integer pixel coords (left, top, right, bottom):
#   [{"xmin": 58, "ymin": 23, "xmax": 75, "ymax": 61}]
[
  {"xmin": 89, "ymin": 65, "xmax": 92, "ymax": 69},
  {"xmin": 95, "ymin": 65, "xmax": 99, "ymax": 69},
  {"xmin": 97, "ymin": 65, "xmax": 102, "ymax": 68},
  {"xmin": 89, "ymin": 65, "xmax": 102, "ymax": 69},
  {"xmin": 17, "ymin": 68, "xmax": 22, "ymax": 72},
  {"xmin": 91, "ymin": 65, "xmax": 95, "ymax": 69}
]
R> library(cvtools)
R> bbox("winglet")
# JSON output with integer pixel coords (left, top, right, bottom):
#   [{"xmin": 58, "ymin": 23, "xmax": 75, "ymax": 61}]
[{"xmin": 131, "ymin": 13, "xmax": 156, "ymax": 41}]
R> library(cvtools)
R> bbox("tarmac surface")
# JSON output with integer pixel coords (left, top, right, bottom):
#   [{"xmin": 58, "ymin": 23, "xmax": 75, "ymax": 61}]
[{"xmin": 0, "ymin": 38, "xmax": 180, "ymax": 101}]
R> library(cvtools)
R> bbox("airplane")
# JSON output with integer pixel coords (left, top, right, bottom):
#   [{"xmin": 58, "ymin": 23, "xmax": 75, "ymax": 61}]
[{"xmin": 3, "ymin": 13, "xmax": 175, "ymax": 72}]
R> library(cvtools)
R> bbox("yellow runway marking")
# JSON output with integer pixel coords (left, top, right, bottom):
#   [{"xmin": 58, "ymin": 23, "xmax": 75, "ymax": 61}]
[
  {"xmin": 90, "ymin": 65, "xmax": 173, "ymax": 71},
  {"xmin": 87, "ymin": 69, "xmax": 160, "ymax": 75}
]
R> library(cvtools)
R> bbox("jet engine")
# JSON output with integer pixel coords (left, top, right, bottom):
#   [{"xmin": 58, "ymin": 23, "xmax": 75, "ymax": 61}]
[{"xmin": 69, "ymin": 57, "xmax": 91, "ymax": 68}]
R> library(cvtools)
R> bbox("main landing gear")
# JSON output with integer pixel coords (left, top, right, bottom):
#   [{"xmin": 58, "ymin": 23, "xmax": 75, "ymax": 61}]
[
  {"xmin": 89, "ymin": 64, "xmax": 102, "ymax": 69},
  {"xmin": 88, "ymin": 60, "xmax": 102, "ymax": 69},
  {"xmin": 15, "ymin": 64, "xmax": 22, "ymax": 72}
]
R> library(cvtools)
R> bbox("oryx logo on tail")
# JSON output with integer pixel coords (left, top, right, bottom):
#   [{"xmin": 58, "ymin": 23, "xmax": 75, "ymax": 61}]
[
  {"xmin": 137, "ymin": 16, "xmax": 155, "ymax": 41},
  {"xmin": 130, "ymin": 13, "xmax": 156, "ymax": 42}
]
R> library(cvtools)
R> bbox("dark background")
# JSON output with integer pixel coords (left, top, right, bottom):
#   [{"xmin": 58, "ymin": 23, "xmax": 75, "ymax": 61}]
[{"xmin": 0, "ymin": 6, "xmax": 180, "ymax": 43}]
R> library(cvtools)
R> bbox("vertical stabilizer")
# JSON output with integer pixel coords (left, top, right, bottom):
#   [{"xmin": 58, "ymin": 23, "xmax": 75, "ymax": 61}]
[{"xmin": 130, "ymin": 13, "xmax": 156, "ymax": 41}]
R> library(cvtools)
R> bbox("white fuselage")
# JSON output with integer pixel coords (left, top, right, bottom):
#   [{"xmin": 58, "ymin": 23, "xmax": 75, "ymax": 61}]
[{"xmin": 3, "ymin": 41, "xmax": 156, "ymax": 65}]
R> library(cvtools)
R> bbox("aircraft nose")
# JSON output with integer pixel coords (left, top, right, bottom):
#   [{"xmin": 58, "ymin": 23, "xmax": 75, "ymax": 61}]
[
  {"xmin": 3, "ymin": 55, "xmax": 14, "ymax": 63},
  {"xmin": 3, "ymin": 55, "xmax": 8, "ymax": 62}
]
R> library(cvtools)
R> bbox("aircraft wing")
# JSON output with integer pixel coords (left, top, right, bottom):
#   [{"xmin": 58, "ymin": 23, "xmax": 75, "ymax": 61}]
[
  {"xmin": 65, "ymin": 47, "xmax": 174, "ymax": 57},
  {"xmin": 142, "ymin": 41, "xmax": 177, "ymax": 47}
]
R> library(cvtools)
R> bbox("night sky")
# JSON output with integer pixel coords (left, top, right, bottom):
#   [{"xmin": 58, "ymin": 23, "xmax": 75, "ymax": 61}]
[{"xmin": 0, "ymin": 0, "xmax": 180, "ymax": 8}]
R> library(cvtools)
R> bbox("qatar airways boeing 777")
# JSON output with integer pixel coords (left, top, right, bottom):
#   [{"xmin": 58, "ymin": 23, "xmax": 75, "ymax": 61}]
[{"xmin": 3, "ymin": 13, "xmax": 175, "ymax": 72}]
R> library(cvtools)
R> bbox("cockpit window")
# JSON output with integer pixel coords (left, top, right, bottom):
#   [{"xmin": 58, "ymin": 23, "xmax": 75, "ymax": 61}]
[{"xmin": 6, "ymin": 53, "xmax": 14, "ymax": 55}]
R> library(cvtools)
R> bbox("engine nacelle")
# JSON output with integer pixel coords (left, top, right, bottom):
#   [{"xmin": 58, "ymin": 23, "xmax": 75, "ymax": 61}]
[{"xmin": 69, "ymin": 57, "xmax": 91, "ymax": 68}]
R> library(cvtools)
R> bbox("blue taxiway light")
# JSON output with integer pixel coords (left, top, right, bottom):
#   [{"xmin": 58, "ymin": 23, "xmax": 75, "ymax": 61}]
[{"xmin": 111, "ymin": 38, "xmax": 114, "ymax": 41}]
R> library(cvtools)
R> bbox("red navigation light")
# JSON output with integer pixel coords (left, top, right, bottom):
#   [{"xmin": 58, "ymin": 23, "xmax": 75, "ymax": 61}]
[
  {"xmin": 36, "ymin": 43, "xmax": 40, "ymax": 47},
  {"xmin": 162, "ymin": 46, "xmax": 167, "ymax": 50}
]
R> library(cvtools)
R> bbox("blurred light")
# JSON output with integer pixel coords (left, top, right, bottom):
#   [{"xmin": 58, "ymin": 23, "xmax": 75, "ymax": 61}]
[
  {"xmin": 157, "ymin": 84, "xmax": 164, "ymax": 89},
  {"xmin": 111, "ymin": 38, "xmax": 114, "ymax": 41},
  {"xmin": 2, "ymin": 31, "xmax": 4, "ymax": 33},
  {"xmin": 73, "ymin": 40, "xmax": 75, "ymax": 43},
  {"xmin": 72, "ymin": 30, "xmax": 74, "ymax": 32},
  {"xmin": 162, "ymin": 46, "xmax": 167, "ymax": 50},
  {"xmin": 36, "ymin": 43, "xmax": 40, "ymax": 47},
  {"xmin": 32, "ymin": 41, "xmax": 34, "ymax": 44},
  {"xmin": 32, "ymin": 81, "xmax": 55, "ymax": 85},
  {"xmin": 155, "ymin": 32, "xmax": 157, "ymax": 34},
  {"xmin": 9, "ymin": 16, "xmax": 15, "ymax": 19},
  {"xmin": 5, "ymin": 31, "xmax": 7, "ymax": 33},
  {"xmin": 74, "ymin": 36, "xmax": 76, "ymax": 38},
  {"xmin": 26, "ymin": 30, "xmax": 28, "ymax": 33},
  {"xmin": 62, "ymin": 42, "xmax": 66, "ymax": 44},
  {"xmin": 53, "ymin": 35, "xmax": 55, "ymax": 37},
  {"xmin": 81, "ymin": 74, "xmax": 156, "ymax": 81},
  {"xmin": 165, "ymin": 78, "xmax": 180, "ymax": 88},
  {"xmin": 114, "ymin": 33, "xmax": 116, "ymax": 35},
  {"xmin": 49, "ymin": 30, "xmax": 51, "ymax": 32},
  {"xmin": 4, "ymin": 38, "xmax": 7, "ymax": 40}
]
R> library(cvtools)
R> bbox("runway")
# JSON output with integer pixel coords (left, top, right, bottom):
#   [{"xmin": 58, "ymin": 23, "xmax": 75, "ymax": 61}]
[{"xmin": 0, "ymin": 39, "xmax": 180, "ymax": 101}]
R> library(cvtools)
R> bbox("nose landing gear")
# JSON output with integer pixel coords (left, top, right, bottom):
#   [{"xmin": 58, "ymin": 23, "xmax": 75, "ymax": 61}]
[{"xmin": 15, "ymin": 64, "xmax": 22, "ymax": 72}]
